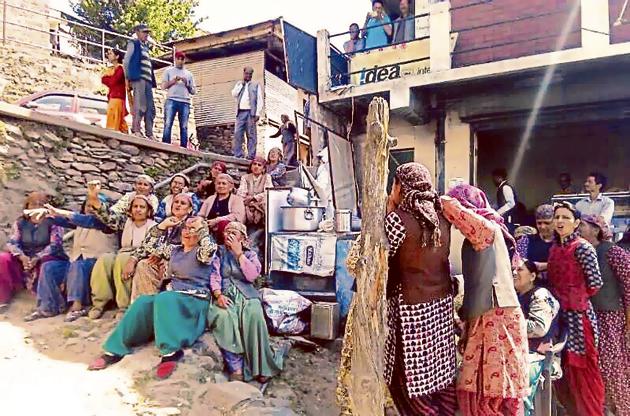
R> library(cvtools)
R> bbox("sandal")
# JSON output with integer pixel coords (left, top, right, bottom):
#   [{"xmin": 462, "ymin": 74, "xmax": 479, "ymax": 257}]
[
  {"xmin": 156, "ymin": 350, "xmax": 184, "ymax": 379},
  {"xmin": 88, "ymin": 353, "xmax": 123, "ymax": 371},
  {"xmin": 64, "ymin": 309, "xmax": 89, "ymax": 322},
  {"xmin": 24, "ymin": 310, "xmax": 53, "ymax": 322},
  {"xmin": 88, "ymin": 308, "xmax": 103, "ymax": 320}
]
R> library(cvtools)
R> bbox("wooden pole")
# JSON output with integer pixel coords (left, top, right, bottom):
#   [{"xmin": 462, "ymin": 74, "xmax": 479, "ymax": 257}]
[{"xmin": 343, "ymin": 97, "xmax": 392, "ymax": 415}]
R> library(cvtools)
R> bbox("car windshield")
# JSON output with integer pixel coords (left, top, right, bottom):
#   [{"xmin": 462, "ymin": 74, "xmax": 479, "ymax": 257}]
[
  {"xmin": 78, "ymin": 97, "xmax": 108, "ymax": 115},
  {"xmin": 33, "ymin": 95, "xmax": 73, "ymax": 111}
]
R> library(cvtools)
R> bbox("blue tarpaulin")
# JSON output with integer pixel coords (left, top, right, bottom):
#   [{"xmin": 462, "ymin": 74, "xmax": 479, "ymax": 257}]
[{"xmin": 283, "ymin": 21, "xmax": 318, "ymax": 94}]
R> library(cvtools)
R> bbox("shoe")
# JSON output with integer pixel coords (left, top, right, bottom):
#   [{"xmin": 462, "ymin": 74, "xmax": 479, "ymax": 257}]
[
  {"xmin": 24, "ymin": 310, "xmax": 53, "ymax": 322},
  {"xmin": 156, "ymin": 350, "xmax": 184, "ymax": 379},
  {"xmin": 64, "ymin": 309, "xmax": 89, "ymax": 322},
  {"xmin": 88, "ymin": 308, "xmax": 103, "ymax": 320},
  {"xmin": 88, "ymin": 353, "xmax": 123, "ymax": 371}
]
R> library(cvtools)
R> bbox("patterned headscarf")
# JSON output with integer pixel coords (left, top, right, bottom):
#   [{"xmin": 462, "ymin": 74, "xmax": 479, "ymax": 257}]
[
  {"xmin": 395, "ymin": 163, "xmax": 442, "ymax": 247},
  {"xmin": 447, "ymin": 184, "xmax": 515, "ymax": 247},
  {"xmin": 581, "ymin": 215, "xmax": 613, "ymax": 241},
  {"xmin": 126, "ymin": 194, "xmax": 155, "ymax": 219},
  {"xmin": 250, "ymin": 156, "xmax": 267, "ymax": 173},
  {"xmin": 224, "ymin": 221, "xmax": 250, "ymax": 248},
  {"xmin": 514, "ymin": 225, "xmax": 537, "ymax": 240},
  {"xmin": 535, "ymin": 204, "xmax": 554, "ymax": 220},
  {"xmin": 136, "ymin": 174, "xmax": 155, "ymax": 187}
]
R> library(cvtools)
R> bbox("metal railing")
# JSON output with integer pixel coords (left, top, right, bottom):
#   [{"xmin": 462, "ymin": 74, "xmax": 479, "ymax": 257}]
[{"xmin": 1, "ymin": 0, "xmax": 173, "ymax": 65}]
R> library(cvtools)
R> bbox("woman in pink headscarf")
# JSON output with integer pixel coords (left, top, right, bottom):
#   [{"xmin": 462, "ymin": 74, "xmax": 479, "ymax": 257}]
[
  {"xmin": 441, "ymin": 184, "xmax": 528, "ymax": 416},
  {"xmin": 237, "ymin": 156, "xmax": 273, "ymax": 226}
]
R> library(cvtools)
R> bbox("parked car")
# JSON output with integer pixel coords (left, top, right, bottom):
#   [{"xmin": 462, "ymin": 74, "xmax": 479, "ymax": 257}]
[{"xmin": 17, "ymin": 90, "xmax": 129, "ymax": 129}]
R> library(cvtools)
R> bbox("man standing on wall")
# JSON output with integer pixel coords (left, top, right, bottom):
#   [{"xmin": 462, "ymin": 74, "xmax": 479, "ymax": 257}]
[
  {"xmin": 576, "ymin": 172, "xmax": 615, "ymax": 224},
  {"xmin": 231, "ymin": 67, "xmax": 263, "ymax": 159},
  {"xmin": 161, "ymin": 51, "xmax": 196, "ymax": 148},
  {"xmin": 492, "ymin": 168, "xmax": 518, "ymax": 233},
  {"xmin": 123, "ymin": 24, "xmax": 157, "ymax": 140},
  {"xmin": 343, "ymin": 23, "xmax": 365, "ymax": 53},
  {"xmin": 393, "ymin": 0, "xmax": 415, "ymax": 44}
]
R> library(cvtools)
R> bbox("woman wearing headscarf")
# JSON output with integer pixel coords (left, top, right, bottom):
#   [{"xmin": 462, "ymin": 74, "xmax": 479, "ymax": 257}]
[
  {"xmin": 110, "ymin": 174, "xmax": 159, "ymax": 216},
  {"xmin": 198, "ymin": 173, "xmax": 246, "ymax": 232},
  {"xmin": 441, "ymin": 184, "xmax": 528, "ymax": 415},
  {"xmin": 579, "ymin": 215, "xmax": 630, "ymax": 415},
  {"xmin": 207, "ymin": 222, "xmax": 283, "ymax": 382},
  {"xmin": 381, "ymin": 163, "xmax": 457, "ymax": 415},
  {"xmin": 0, "ymin": 192, "xmax": 68, "ymax": 309},
  {"xmin": 516, "ymin": 204, "xmax": 555, "ymax": 271},
  {"xmin": 266, "ymin": 147, "xmax": 287, "ymax": 187},
  {"xmin": 513, "ymin": 260, "xmax": 560, "ymax": 416},
  {"xmin": 24, "ymin": 187, "xmax": 118, "ymax": 322},
  {"xmin": 205, "ymin": 161, "xmax": 228, "ymax": 196},
  {"xmin": 85, "ymin": 194, "xmax": 157, "ymax": 319},
  {"xmin": 155, "ymin": 173, "xmax": 200, "ymax": 222},
  {"xmin": 547, "ymin": 202, "xmax": 604, "ymax": 415},
  {"xmin": 124, "ymin": 193, "xmax": 195, "ymax": 301},
  {"xmin": 237, "ymin": 157, "xmax": 273, "ymax": 226},
  {"xmin": 88, "ymin": 217, "xmax": 216, "ymax": 379}
]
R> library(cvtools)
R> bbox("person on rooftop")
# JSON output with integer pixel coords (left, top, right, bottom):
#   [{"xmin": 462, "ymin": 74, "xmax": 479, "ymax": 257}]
[
  {"xmin": 363, "ymin": 0, "xmax": 393, "ymax": 50},
  {"xmin": 343, "ymin": 23, "xmax": 365, "ymax": 53},
  {"xmin": 123, "ymin": 24, "xmax": 156, "ymax": 140},
  {"xmin": 231, "ymin": 66, "xmax": 263, "ymax": 159},
  {"xmin": 393, "ymin": 0, "xmax": 415, "ymax": 44},
  {"xmin": 161, "ymin": 51, "xmax": 196, "ymax": 148}
]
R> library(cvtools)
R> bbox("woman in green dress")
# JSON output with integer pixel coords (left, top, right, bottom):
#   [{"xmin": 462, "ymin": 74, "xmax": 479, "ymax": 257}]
[{"xmin": 207, "ymin": 221, "xmax": 283, "ymax": 382}]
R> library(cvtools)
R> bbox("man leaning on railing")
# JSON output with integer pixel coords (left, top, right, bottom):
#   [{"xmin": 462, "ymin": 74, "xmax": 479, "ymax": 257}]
[
  {"xmin": 123, "ymin": 24, "xmax": 157, "ymax": 141},
  {"xmin": 393, "ymin": 0, "xmax": 415, "ymax": 43}
]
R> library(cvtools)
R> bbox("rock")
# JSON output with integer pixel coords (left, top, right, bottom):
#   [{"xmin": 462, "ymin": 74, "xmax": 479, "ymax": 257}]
[
  {"xmin": 4, "ymin": 123, "xmax": 22, "ymax": 139},
  {"xmin": 130, "ymin": 157, "xmax": 142, "ymax": 164},
  {"xmin": 71, "ymin": 137, "xmax": 85, "ymax": 146},
  {"xmin": 23, "ymin": 129, "xmax": 42, "ymax": 140},
  {"xmin": 35, "ymin": 159, "xmax": 47, "ymax": 165},
  {"xmin": 58, "ymin": 151, "xmax": 75, "ymax": 162},
  {"xmin": 107, "ymin": 172, "xmax": 121, "ymax": 181},
  {"xmin": 127, "ymin": 164, "xmax": 145, "ymax": 174},
  {"xmin": 241, "ymin": 408, "xmax": 296, "ymax": 416},
  {"xmin": 66, "ymin": 169, "xmax": 81, "ymax": 177},
  {"xmin": 84, "ymin": 174, "xmax": 107, "ymax": 184},
  {"xmin": 39, "ymin": 141, "xmax": 54, "ymax": 150},
  {"xmin": 7, "ymin": 146, "xmax": 23, "ymax": 157},
  {"xmin": 49, "ymin": 158, "xmax": 70, "ymax": 169},
  {"xmin": 26, "ymin": 148, "xmax": 44, "ymax": 158},
  {"xmin": 111, "ymin": 181, "xmax": 133, "ymax": 193},
  {"xmin": 71, "ymin": 162, "xmax": 99, "ymax": 172},
  {"xmin": 142, "ymin": 157, "xmax": 155, "ymax": 166},
  {"xmin": 42, "ymin": 131, "xmax": 62, "ymax": 144},
  {"xmin": 120, "ymin": 144, "xmax": 140, "ymax": 156},
  {"xmin": 205, "ymin": 382, "xmax": 262, "ymax": 411},
  {"xmin": 100, "ymin": 162, "xmax": 117, "ymax": 171},
  {"xmin": 107, "ymin": 138, "xmax": 120, "ymax": 149},
  {"xmin": 85, "ymin": 140, "xmax": 108, "ymax": 149},
  {"xmin": 100, "ymin": 189, "xmax": 122, "ymax": 201}
]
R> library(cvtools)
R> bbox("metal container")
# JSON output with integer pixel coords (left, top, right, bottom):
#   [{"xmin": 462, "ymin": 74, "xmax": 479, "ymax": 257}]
[
  {"xmin": 310, "ymin": 302, "xmax": 340, "ymax": 340},
  {"xmin": 281, "ymin": 206, "xmax": 325, "ymax": 231},
  {"xmin": 335, "ymin": 209, "xmax": 352, "ymax": 233},
  {"xmin": 286, "ymin": 187, "xmax": 312, "ymax": 207}
]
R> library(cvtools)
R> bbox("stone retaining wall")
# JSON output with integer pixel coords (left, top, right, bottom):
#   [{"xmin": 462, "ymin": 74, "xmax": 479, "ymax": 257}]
[{"xmin": 0, "ymin": 107, "xmax": 249, "ymax": 246}]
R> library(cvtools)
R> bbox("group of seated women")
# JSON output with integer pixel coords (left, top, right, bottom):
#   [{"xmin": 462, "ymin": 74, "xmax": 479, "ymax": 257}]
[{"xmin": 0, "ymin": 155, "xmax": 288, "ymax": 381}]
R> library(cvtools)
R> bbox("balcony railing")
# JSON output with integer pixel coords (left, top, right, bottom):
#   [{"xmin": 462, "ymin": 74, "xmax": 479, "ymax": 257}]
[{"xmin": 1, "ymin": 0, "xmax": 173, "ymax": 65}]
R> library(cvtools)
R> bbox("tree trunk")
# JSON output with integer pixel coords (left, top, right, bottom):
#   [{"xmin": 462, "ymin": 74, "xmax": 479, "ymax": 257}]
[{"xmin": 344, "ymin": 97, "xmax": 392, "ymax": 415}]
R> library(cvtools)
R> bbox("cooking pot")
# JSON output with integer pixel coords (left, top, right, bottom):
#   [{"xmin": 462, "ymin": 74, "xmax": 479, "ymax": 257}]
[
  {"xmin": 287, "ymin": 187, "xmax": 313, "ymax": 207},
  {"xmin": 282, "ymin": 206, "xmax": 325, "ymax": 231}
]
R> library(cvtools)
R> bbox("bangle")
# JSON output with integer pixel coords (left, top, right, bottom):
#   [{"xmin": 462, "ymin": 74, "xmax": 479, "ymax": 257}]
[{"xmin": 213, "ymin": 291, "xmax": 222, "ymax": 300}]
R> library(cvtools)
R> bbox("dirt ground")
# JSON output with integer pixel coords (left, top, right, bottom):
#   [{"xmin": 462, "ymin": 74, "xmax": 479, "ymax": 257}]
[{"xmin": 0, "ymin": 291, "xmax": 342, "ymax": 416}]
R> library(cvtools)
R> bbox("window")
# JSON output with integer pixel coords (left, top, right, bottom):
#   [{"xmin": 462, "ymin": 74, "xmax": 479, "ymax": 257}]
[
  {"xmin": 78, "ymin": 97, "xmax": 108, "ymax": 115},
  {"xmin": 32, "ymin": 94, "xmax": 74, "ymax": 111}
]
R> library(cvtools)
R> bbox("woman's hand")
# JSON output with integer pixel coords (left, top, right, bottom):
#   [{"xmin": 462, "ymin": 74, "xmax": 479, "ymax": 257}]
[
  {"xmin": 457, "ymin": 323, "xmax": 468, "ymax": 355},
  {"xmin": 158, "ymin": 216, "xmax": 182, "ymax": 230},
  {"xmin": 122, "ymin": 257, "xmax": 138, "ymax": 281},
  {"xmin": 43, "ymin": 204, "xmax": 65, "ymax": 218},
  {"xmin": 19, "ymin": 255, "xmax": 34, "ymax": 271},
  {"xmin": 225, "ymin": 234, "xmax": 243, "ymax": 257},
  {"xmin": 147, "ymin": 254, "xmax": 161, "ymax": 266},
  {"xmin": 216, "ymin": 294, "xmax": 232, "ymax": 309}
]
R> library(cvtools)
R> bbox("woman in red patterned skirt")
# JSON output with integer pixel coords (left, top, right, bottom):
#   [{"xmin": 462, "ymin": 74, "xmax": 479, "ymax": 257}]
[
  {"xmin": 547, "ymin": 202, "xmax": 605, "ymax": 416},
  {"xmin": 579, "ymin": 214, "xmax": 630, "ymax": 416}
]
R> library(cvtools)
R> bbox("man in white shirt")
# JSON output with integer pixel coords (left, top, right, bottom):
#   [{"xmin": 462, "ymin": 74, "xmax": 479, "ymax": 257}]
[
  {"xmin": 231, "ymin": 67, "xmax": 264, "ymax": 159},
  {"xmin": 492, "ymin": 168, "xmax": 518, "ymax": 233},
  {"xmin": 575, "ymin": 172, "xmax": 615, "ymax": 224}
]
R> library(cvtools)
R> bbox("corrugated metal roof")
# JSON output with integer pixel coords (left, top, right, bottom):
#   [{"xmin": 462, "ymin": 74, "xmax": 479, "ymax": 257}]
[
  {"xmin": 264, "ymin": 70, "xmax": 299, "ymax": 123},
  {"xmin": 187, "ymin": 51, "xmax": 265, "ymax": 127}
]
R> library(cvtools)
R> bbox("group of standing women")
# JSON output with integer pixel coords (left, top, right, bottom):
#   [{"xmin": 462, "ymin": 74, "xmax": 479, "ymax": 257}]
[{"xmin": 338, "ymin": 161, "xmax": 629, "ymax": 416}]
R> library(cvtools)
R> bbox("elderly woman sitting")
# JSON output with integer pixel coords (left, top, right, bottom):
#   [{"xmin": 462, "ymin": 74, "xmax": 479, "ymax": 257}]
[
  {"xmin": 86, "ymin": 194, "xmax": 157, "ymax": 319},
  {"xmin": 110, "ymin": 174, "xmax": 159, "ymax": 216},
  {"xmin": 88, "ymin": 217, "xmax": 217, "ymax": 379},
  {"xmin": 199, "ymin": 173, "xmax": 246, "ymax": 231},
  {"xmin": 266, "ymin": 147, "xmax": 287, "ymax": 187},
  {"xmin": 206, "ymin": 161, "xmax": 228, "ymax": 195},
  {"xmin": 513, "ymin": 260, "xmax": 560, "ymax": 416},
  {"xmin": 0, "ymin": 192, "xmax": 68, "ymax": 309},
  {"xmin": 237, "ymin": 157, "xmax": 273, "ymax": 226},
  {"xmin": 124, "ymin": 193, "xmax": 195, "ymax": 301},
  {"xmin": 155, "ymin": 173, "xmax": 200, "ymax": 222},
  {"xmin": 207, "ymin": 222, "xmax": 283, "ymax": 382}
]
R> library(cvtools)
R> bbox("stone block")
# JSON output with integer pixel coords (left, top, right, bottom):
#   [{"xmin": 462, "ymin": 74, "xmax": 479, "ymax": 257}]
[
  {"xmin": 127, "ymin": 164, "xmax": 145, "ymax": 174},
  {"xmin": 111, "ymin": 181, "xmax": 133, "ymax": 193},
  {"xmin": 50, "ymin": 158, "xmax": 70, "ymax": 170},
  {"xmin": 23, "ymin": 128, "xmax": 42, "ymax": 140},
  {"xmin": 42, "ymin": 132, "xmax": 62, "ymax": 144},
  {"xmin": 58, "ymin": 151, "xmax": 75, "ymax": 162},
  {"xmin": 100, "ymin": 162, "xmax": 117, "ymax": 171},
  {"xmin": 205, "ymin": 381, "xmax": 262, "ymax": 411},
  {"xmin": 119, "ymin": 144, "xmax": 140, "ymax": 156},
  {"xmin": 107, "ymin": 138, "xmax": 120, "ymax": 149},
  {"xmin": 71, "ymin": 162, "xmax": 99, "ymax": 172}
]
